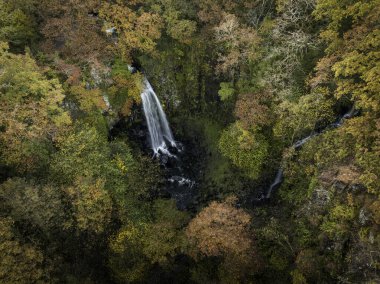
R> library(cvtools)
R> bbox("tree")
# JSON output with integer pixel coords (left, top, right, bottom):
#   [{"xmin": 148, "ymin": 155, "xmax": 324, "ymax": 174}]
[
  {"xmin": 38, "ymin": 0, "xmax": 108, "ymax": 60},
  {"xmin": 100, "ymin": 1, "xmax": 163, "ymax": 60},
  {"xmin": 107, "ymin": 58, "xmax": 144, "ymax": 117},
  {"xmin": 0, "ymin": 217, "xmax": 51, "ymax": 283},
  {"xmin": 295, "ymin": 249, "xmax": 322, "ymax": 281},
  {"xmin": 195, "ymin": 0, "xmax": 239, "ymax": 25},
  {"xmin": 109, "ymin": 199, "xmax": 189, "ymax": 282},
  {"xmin": 219, "ymin": 122, "xmax": 268, "ymax": 179},
  {"xmin": 163, "ymin": 7, "xmax": 197, "ymax": 44},
  {"xmin": 273, "ymin": 87, "xmax": 334, "ymax": 144},
  {"xmin": 65, "ymin": 177, "xmax": 112, "ymax": 234},
  {"xmin": 234, "ymin": 91, "xmax": 273, "ymax": 130},
  {"xmin": 0, "ymin": 42, "xmax": 70, "ymax": 174},
  {"xmin": 0, "ymin": 178, "xmax": 69, "ymax": 234},
  {"xmin": 186, "ymin": 197, "xmax": 258, "ymax": 283},
  {"xmin": 312, "ymin": 0, "xmax": 380, "ymax": 194},
  {"xmin": 0, "ymin": 0, "xmax": 37, "ymax": 50},
  {"xmin": 50, "ymin": 126, "xmax": 112, "ymax": 184},
  {"xmin": 50, "ymin": 125, "xmax": 156, "ymax": 203},
  {"xmin": 69, "ymin": 85, "xmax": 106, "ymax": 114},
  {"xmin": 213, "ymin": 13, "xmax": 260, "ymax": 78},
  {"xmin": 186, "ymin": 197, "xmax": 251, "ymax": 257},
  {"xmin": 260, "ymin": 0, "xmax": 317, "ymax": 100},
  {"xmin": 218, "ymin": 82, "xmax": 235, "ymax": 101}
]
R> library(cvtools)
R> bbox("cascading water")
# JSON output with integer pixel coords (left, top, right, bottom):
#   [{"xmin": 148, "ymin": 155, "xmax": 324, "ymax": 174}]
[
  {"xmin": 140, "ymin": 78, "xmax": 177, "ymax": 156},
  {"xmin": 265, "ymin": 169, "xmax": 284, "ymax": 199},
  {"xmin": 139, "ymin": 76, "xmax": 196, "ymax": 209},
  {"xmin": 253, "ymin": 106, "xmax": 359, "ymax": 203}
]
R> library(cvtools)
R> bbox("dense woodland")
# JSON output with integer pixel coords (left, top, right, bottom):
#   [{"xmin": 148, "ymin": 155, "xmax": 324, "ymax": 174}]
[{"xmin": 0, "ymin": 0, "xmax": 379, "ymax": 283}]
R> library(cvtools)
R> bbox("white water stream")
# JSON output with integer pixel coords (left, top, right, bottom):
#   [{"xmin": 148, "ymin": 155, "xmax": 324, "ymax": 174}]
[
  {"xmin": 263, "ymin": 106, "xmax": 358, "ymax": 200},
  {"xmin": 140, "ymin": 78, "xmax": 177, "ymax": 156}
]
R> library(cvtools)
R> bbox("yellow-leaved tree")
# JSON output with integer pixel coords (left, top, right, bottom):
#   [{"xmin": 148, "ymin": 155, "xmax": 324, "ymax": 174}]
[{"xmin": 0, "ymin": 42, "xmax": 71, "ymax": 174}]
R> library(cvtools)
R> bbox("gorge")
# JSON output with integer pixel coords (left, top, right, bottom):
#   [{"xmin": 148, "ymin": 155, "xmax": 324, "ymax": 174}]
[{"xmin": 0, "ymin": 0, "xmax": 379, "ymax": 283}]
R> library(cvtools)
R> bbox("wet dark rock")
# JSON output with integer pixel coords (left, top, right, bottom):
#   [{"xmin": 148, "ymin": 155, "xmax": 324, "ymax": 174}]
[
  {"xmin": 159, "ymin": 153, "xmax": 169, "ymax": 165},
  {"xmin": 137, "ymin": 130, "xmax": 145, "ymax": 137},
  {"xmin": 333, "ymin": 180, "xmax": 348, "ymax": 191},
  {"xmin": 168, "ymin": 145, "xmax": 178, "ymax": 154},
  {"xmin": 349, "ymin": 183, "xmax": 366, "ymax": 193},
  {"xmin": 359, "ymin": 207, "xmax": 371, "ymax": 225}
]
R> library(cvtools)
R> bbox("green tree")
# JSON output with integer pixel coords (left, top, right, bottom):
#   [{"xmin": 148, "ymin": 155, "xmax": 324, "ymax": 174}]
[
  {"xmin": 0, "ymin": 0, "xmax": 37, "ymax": 50},
  {"xmin": 50, "ymin": 127, "xmax": 153, "ymax": 205},
  {"xmin": 0, "ymin": 217, "xmax": 51, "ymax": 283},
  {"xmin": 273, "ymin": 87, "xmax": 335, "ymax": 144},
  {"xmin": 162, "ymin": 6, "xmax": 197, "ymax": 44},
  {"xmin": 65, "ymin": 177, "xmax": 112, "ymax": 234},
  {"xmin": 0, "ymin": 178, "xmax": 69, "ymax": 234},
  {"xmin": 219, "ymin": 122, "xmax": 268, "ymax": 179},
  {"xmin": 218, "ymin": 82, "xmax": 235, "ymax": 101},
  {"xmin": 107, "ymin": 58, "xmax": 144, "ymax": 117},
  {"xmin": 109, "ymin": 199, "xmax": 189, "ymax": 282},
  {"xmin": 50, "ymin": 127, "xmax": 112, "ymax": 184}
]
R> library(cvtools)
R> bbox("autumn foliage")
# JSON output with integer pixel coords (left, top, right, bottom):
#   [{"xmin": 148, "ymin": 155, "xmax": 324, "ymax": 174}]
[{"xmin": 0, "ymin": 0, "xmax": 379, "ymax": 283}]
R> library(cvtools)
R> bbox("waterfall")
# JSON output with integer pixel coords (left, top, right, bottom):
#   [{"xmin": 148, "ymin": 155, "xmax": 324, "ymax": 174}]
[
  {"xmin": 293, "ymin": 135, "xmax": 315, "ymax": 149},
  {"xmin": 141, "ymin": 78, "xmax": 176, "ymax": 156},
  {"xmin": 293, "ymin": 105, "xmax": 358, "ymax": 150},
  {"xmin": 258, "ymin": 106, "xmax": 358, "ymax": 202},
  {"xmin": 265, "ymin": 169, "xmax": 284, "ymax": 199}
]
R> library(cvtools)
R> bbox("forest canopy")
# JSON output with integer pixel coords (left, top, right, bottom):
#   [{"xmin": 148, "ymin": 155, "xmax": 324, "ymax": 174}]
[{"xmin": 0, "ymin": 0, "xmax": 379, "ymax": 283}]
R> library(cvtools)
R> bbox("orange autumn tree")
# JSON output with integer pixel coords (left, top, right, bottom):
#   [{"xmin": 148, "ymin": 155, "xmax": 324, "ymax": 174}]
[
  {"xmin": 186, "ymin": 196, "xmax": 260, "ymax": 282},
  {"xmin": 100, "ymin": 0, "xmax": 164, "ymax": 61},
  {"xmin": 235, "ymin": 91, "xmax": 273, "ymax": 130},
  {"xmin": 38, "ymin": 0, "xmax": 108, "ymax": 60},
  {"xmin": 186, "ymin": 196, "xmax": 251, "ymax": 257}
]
